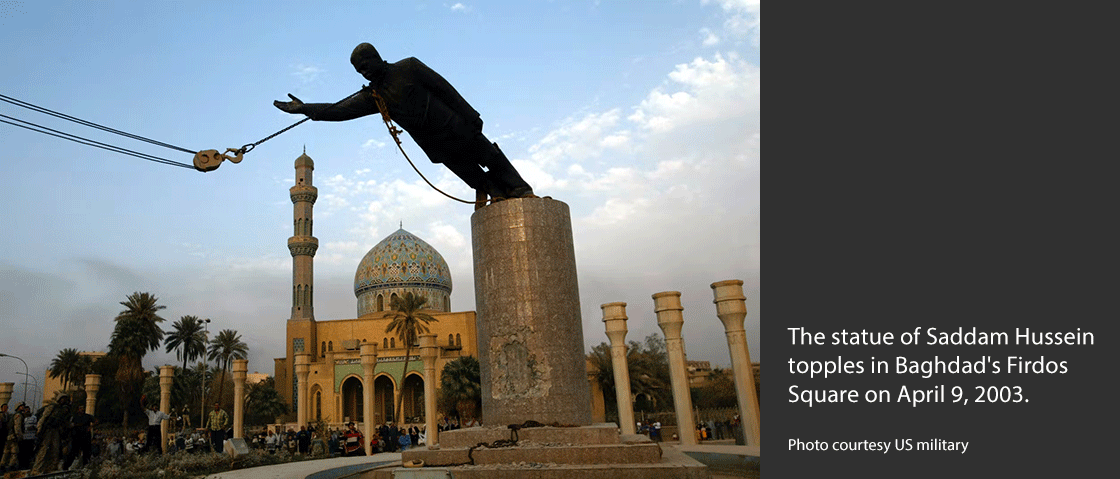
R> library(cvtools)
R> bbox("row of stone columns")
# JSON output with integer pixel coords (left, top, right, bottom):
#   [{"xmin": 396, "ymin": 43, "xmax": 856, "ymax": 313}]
[{"xmin": 600, "ymin": 279, "xmax": 760, "ymax": 447}]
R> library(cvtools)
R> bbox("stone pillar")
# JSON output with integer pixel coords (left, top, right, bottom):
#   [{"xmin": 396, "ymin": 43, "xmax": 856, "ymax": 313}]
[
  {"xmin": 711, "ymin": 280, "xmax": 760, "ymax": 446},
  {"xmin": 232, "ymin": 359, "xmax": 248, "ymax": 439},
  {"xmin": 159, "ymin": 366, "xmax": 174, "ymax": 453},
  {"xmin": 325, "ymin": 349, "xmax": 336, "ymax": 421},
  {"xmin": 360, "ymin": 343, "xmax": 377, "ymax": 456},
  {"xmin": 0, "ymin": 383, "xmax": 12, "ymax": 408},
  {"xmin": 601, "ymin": 302, "xmax": 636, "ymax": 435},
  {"xmin": 84, "ymin": 374, "xmax": 100, "ymax": 414},
  {"xmin": 653, "ymin": 291, "xmax": 698, "ymax": 445},
  {"xmin": 471, "ymin": 197, "xmax": 592, "ymax": 426},
  {"xmin": 295, "ymin": 353, "xmax": 311, "ymax": 427},
  {"xmin": 586, "ymin": 360, "xmax": 606, "ymax": 424},
  {"xmin": 419, "ymin": 334, "xmax": 439, "ymax": 448}
]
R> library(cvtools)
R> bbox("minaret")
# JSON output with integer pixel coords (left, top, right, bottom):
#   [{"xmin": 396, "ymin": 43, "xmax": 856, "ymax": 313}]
[
  {"xmin": 289, "ymin": 151, "xmax": 318, "ymax": 320},
  {"xmin": 286, "ymin": 151, "xmax": 319, "ymax": 420}
]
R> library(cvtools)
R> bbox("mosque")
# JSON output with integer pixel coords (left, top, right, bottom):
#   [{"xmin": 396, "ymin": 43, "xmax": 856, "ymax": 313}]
[{"xmin": 273, "ymin": 151, "xmax": 478, "ymax": 426}]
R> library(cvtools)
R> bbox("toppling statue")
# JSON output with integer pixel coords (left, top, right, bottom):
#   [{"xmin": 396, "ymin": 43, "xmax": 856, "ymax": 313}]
[{"xmin": 275, "ymin": 43, "xmax": 535, "ymax": 202}]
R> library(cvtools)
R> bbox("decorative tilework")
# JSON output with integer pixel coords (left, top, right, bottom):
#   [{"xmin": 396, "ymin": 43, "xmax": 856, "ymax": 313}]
[{"xmin": 354, "ymin": 228, "xmax": 453, "ymax": 316}]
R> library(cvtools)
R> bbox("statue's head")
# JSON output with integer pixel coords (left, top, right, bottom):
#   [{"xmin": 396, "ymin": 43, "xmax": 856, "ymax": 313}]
[{"xmin": 351, "ymin": 43, "xmax": 385, "ymax": 81}]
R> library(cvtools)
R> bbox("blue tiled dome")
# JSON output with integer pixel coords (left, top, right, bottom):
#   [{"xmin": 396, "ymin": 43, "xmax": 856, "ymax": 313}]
[{"xmin": 354, "ymin": 228, "xmax": 452, "ymax": 316}]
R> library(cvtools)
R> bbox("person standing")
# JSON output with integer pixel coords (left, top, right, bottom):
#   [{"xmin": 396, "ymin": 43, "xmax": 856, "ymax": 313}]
[
  {"xmin": 206, "ymin": 402, "xmax": 229, "ymax": 453},
  {"xmin": 18, "ymin": 405, "xmax": 36, "ymax": 470},
  {"xmin": 62, "ymin": 403, "xmax": 95, "ymax": 469},
  {"xmin": 296, "ymin": 425, "xmax": 310, "ymax": 455},
  {"xmin": 0, "ymin": 403, "xmax": 8, "ymax": 461},
  {"xmin": 32, "ymin": 394, "xmax": 72, "ymax": 475},
  {"xmin": 0, "ymin": 403, "xmax": 24, "ymax": 473},
  {"xmin": 140, "ymin": 395, "xmax": 170, "ymax": 454}
]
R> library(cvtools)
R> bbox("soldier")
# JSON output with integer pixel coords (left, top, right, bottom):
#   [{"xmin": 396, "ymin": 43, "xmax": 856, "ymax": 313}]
[
  {"xmin": 0, "ymin": 403, "xmax": 24, "ymax": 473},
  {"xmin": 62, "ymin": 403, "xmax": 96, "ymax": 469},
  {"xmin": 32, "ymin": 394, "xmax": 72, "ymax": 475},
  {"xmin": 0, "ymin": 404, "xmax": 8, "ymax": 461}
]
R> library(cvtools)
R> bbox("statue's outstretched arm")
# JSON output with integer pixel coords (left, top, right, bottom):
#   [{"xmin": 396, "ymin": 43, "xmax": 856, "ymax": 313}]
[{"xmin": 274, "ymin": 93, "xmax": 377, "ymax": 122}]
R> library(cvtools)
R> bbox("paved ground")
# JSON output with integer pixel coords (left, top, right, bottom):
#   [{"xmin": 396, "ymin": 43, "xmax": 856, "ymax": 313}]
[
  {"xmin": 204, "ymin": 452, "xmax": 401, "ymax": 479},
  {"xmin": 202, "ymin": 440, "xmax": 757, "ymax": 479}
]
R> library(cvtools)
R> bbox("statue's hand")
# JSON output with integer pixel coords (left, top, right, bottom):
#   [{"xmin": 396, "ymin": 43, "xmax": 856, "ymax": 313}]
[{"xmin": 274, "ymin": 93, "xmax": 306, "ymax": 114}]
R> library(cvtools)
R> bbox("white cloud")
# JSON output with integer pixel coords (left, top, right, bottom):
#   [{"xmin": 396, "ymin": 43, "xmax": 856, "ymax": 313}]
[
  {"xmin": 629, "ymin": 53, "xmax": 759, "ymax": 133},
  {"xmin": 701, "ymin": 27, "xmax": 721, "ymax": 46},
  {"xmin": 450, "ymin": 3, "xmax": 468, "ymax": 12},
  {"xmin": 528, "ymin": 109, "xmax": 626, "ymax": 168},
  {"xmin": 291, "ymin": 64, "xmax": 324, "ymax": 84},
  {"xmin": 704, "ymin": 0, "xmax": 760, "ymax": 46}
]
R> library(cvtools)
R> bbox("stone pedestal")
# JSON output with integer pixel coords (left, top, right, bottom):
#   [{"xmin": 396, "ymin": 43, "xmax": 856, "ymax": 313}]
[
  {"xmin": 84, "ymin": 374, "xmax": 100, "ymax": 414},
  {"xmin": 0, "ymin": 383, "xmax": 12, "ymax": 408},
  {"xmin": 419, "ymin": 334, "xmax": 439, "ymax": 447},
  {"xmin": 159, "ymin": 366, "xmax": 174, "ymax": 453},
  {"xmin": 395, "ymin": 424, "xmax": 710, "ymax": 479},
  {"xmin": 653, "ymin": 291, "xmax": 698, "ymax": 445},
  {"xmin": 601, "ymin": 302, "xmax": 636, "ymax": 435},
  {"xmin": 360, "ymin": 343, "xmax": 378, "ymax": 455},
  {"xmin": 471, "ymin": 197, "xmax": 592, "ymax": 426},
  {"xmin": 232, "ymin": 359, "xmax": 248, "ymax": 439},
  {"xmin": 295, "ymin": 353, "xmax": 311, "ymax": 427},
  {"xmin": 711, "ymin": 280, "xmax": 760, "ymax": 446}
]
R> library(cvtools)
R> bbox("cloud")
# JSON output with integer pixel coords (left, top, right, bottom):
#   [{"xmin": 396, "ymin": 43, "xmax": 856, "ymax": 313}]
[
  {"xmin": 704, "ymin": 0, "xmax": 760, "ymax": 46},
  {"xmin": 291, "ymin": 64, "xmax": 324, "ymax": 84},
  {"xmin": 700, "ymin": 27, "xmax": 721, "ymax": 46},
  {"xmin": 528, "ymin": 109, "xmax": 627, "ymax": 168},
  {"xmin": 450, "ymin": 3, "xmax": 469, "ymax": 12}
]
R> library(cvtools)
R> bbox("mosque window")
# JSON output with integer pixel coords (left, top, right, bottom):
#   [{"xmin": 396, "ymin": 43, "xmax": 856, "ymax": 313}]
[
  {"xmin": 391, "ymin": 338, "xmax": 396, "ymax": 349},
  {"xmin": 383, "ymin": 338, "xmax": 388, "ymax": 349},
  {"xmin": 377, "ymin": 294, "xmax": 384, "ymax": 311},
  {"xmin": 328, "ymin": 341, "xmax": 333, "ymax": 352},
  {"xmin": 321, "ymin": 342, "xmax": 326, "ymax": 357},
  {"xmin": 449, "ymin": 334, "xmax": 454, "ymax": 346},
  {"xmin": 456, "ymin": 334, "xmax": 461, "ymax": 347}
]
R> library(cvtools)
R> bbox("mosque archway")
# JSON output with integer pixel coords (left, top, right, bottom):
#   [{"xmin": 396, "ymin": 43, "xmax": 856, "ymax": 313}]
[
  {"xmin": 374, "ymin": 375, "xmax": 395, "ymax": 424},
  {"xmin": 402, "ymin": 372, "xmax": 425, "ymax": 422},
  {"xmin": 341, "ymin": 376, "xmax": 364, "ymax": 423}
]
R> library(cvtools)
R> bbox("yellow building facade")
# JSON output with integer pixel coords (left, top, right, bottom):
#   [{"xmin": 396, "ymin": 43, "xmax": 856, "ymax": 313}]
[{"xmin": 273, "ymin": 152, "xmax": 477, "ymax": 427}]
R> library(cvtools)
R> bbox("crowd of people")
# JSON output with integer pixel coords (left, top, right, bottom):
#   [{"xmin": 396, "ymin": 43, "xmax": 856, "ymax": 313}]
[
  {"xmin": 0, "ymin": 393, "xmax": 485, "ymax": 476},
  {"xmin": 0, "ymin": 395, "xmax": 240, "ymax": 476}
]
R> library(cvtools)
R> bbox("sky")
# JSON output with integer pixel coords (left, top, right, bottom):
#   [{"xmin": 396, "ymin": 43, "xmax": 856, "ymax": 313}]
[{"xmin": 0, "ymin": 0, "xmax": 759, "ymax": 405}]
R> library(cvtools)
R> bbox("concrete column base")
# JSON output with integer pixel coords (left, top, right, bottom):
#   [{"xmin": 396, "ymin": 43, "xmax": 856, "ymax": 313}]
[{"xmin": 471, "ymin": 197, "xmax": 592, "ymax": 426}]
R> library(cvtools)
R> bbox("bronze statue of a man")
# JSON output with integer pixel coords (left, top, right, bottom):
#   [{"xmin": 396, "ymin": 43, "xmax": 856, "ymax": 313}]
[{"xmin": 275, "ymin": 43, "xmax": 535, "ymax": 201}]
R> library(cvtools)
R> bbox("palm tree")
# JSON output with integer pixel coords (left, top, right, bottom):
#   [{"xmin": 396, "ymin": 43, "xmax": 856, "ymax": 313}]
[
  {"xmin": 207, "ymin": 329, "xmax": 248, "ymax": 407},
  {"xmin": 48, "ymin": 348, "xmax": 82, "ymax": 391},
  {"xmin": 385, "ymin": 291, "xmax": 438, "ymax": 423},
  {"xmin": 165, "ymin": 315, "xmax": 207, "ymax": 370},
  {"xmin": 437, "ymin": 356, "xmax": 481, "ymax": 420},
  {"xmin": 108, "ymin": 291, "xmax": 167, "ymax": 428},
  {"xmin": 245, "ymin": 377, "xmax": 290, "ymax": 426}
]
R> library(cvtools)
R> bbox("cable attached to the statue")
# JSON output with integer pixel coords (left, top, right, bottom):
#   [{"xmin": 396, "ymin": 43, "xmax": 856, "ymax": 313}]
[{"xmin": 365, "ymin": 87, "xmax": 483, "ymax": 206}]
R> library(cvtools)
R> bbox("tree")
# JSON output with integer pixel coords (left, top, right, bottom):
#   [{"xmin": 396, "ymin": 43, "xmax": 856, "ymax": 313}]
[
  {"xmin": 385, "ymin": 292, "xmax": 438, "ymax": 423},
  {"xmin": 587, "ymin": 333, "xmax": 674, "ymax": 419},
  {"xmin": 691, "ymin": 367, "xmax": 738, "ymax": 409},
  {"xmin": 207, "ymin": 329, "xmax": 248, "ymax": 408},
  {"xmin": 437, "ymin": 356, "xmax": 481, "ymax": 420},
  {"xmin": 108, "ymin": 292, "xmax": 167, "ymax": 429},
  {"xmin": 245, "ymin": 377, "xmax": 290, "ymax": 426},
  {"xmin": 165, "ymin": 315, "xmax": 207, "ymax": 371},
  {"xmin": 48, "ymin": 348, "xmax": 82, "ymax": 392}
]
